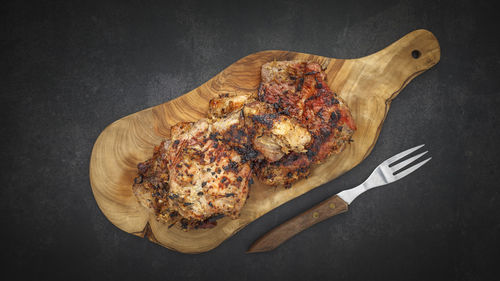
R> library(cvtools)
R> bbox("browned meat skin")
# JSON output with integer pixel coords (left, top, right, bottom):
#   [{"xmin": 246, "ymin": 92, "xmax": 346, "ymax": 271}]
[
  {"xmin": 132, "ymin": 141, "xmax": 172, "ymax": 220},
  {"xmin": 254, "ymin": 152, "xmax": 310, "ymax": 187},
  {"xmin": 255, "ymin": 60, "xmax": 356, "ymax": 187},
  {"xmin": 208, "ymin": 93, "xmax": 254, "ymax": 119}
]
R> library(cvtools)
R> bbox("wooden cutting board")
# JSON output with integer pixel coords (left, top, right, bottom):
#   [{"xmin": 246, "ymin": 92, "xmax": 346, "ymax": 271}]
[{"xmin": 89, "ymin": 29, "xmax": 440, "ymax": 253}]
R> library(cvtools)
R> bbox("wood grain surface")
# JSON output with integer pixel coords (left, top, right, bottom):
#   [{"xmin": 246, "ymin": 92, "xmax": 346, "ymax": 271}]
[{"xmin": 89, "ymin": 29, "xmax": 440, "ymax": 253}]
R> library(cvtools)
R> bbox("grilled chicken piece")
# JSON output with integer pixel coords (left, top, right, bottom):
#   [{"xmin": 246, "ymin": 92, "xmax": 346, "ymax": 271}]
[
  {"xmin": 255, "ymin": 60, "xmax": 356, "ymax": 187},
  {"xmin": 165, "ymin": 113, "xmax": 252, "ymax": 226},
  {"xmin": 133, "ymin": 112, "xmax": 252, "ymax": 230}
]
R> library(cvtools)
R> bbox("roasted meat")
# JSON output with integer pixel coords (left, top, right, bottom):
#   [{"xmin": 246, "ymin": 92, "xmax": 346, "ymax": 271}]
[
  {"xmin": 208, "ymin": 93, "xmax": 312, "ymax": 163},
  {"xmin": 166, "ymin": 115, "xmax": 252, "ymax": 224},
  {"xmin": 132, "ymin": 59, "xmax": 356, "ymax": 230},
  {"xmin": 133, "ymin": 112, "xmax": 252, "ymax": 230},
  {"xmin": 255, "ymin": 60, "xmax": 356, "ymax": 187}
]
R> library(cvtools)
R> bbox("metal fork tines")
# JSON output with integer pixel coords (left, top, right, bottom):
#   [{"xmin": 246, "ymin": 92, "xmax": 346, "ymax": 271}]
[{"xmin": 338, "ymin": 144, "xmax": 432, "ymax": 204}]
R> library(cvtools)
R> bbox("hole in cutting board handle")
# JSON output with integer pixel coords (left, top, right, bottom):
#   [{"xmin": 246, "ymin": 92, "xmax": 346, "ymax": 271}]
[{"xmin": 411, "ymin": 50, "xmax": 421, "ymax": 59}]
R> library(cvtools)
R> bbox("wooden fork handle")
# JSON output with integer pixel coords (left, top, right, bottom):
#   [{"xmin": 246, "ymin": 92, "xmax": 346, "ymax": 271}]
[{"xmin": 247, "ymin": 195, "xmax": 348, "ymax": 253}]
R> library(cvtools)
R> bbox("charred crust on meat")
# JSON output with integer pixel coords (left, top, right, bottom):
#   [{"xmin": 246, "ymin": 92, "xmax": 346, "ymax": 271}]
[
  {"xmin": 297, "ymin": 77, "xmax": 304, "ymax": 91},
  {"xmin": 278, "ymin": 107, "xmax": 290, "ymax": 116},
  {"xmin": 306, "ymin": 149, "xmax": 317, "ymax": 159},
  {"xmin": 180, "ymin": 218, "xmax": 189, "ymax": 229},
  {"xmin": 235, "ymin": 145, "xmax": 258, "ymax": 162},
  {"xmin": 236, "ymin": 128, "xmax": 246, "ymax": 138},
  {"xmin": 320, "ymin": 127, "xmax": 332, "ymax": 138},
  {"xmin": 209, "ymin": 132, "xmax": 220, "ymax": 141},
  {"xmin": 273, "ymin": 103, "xmax": 280, "ymax": 110},
  {"xmin": 137, "ymin": 162, "xmax": 150, "ymax": 174},
  {"xmin": 257, "ymin": 85, "xmax": 266, "ymax": 102},
  {"xmin": 317, "ymin": 109, "xmax": 325, "ymax": 120},
  {"xmin": 223, "ymin": 160, "xmax": 239, "ymax": 172},
  {"xmin": 134, "ymin": 175, "xmax": 143, "ymax": 184},
  {"xmin": 237, "ymin": 176, "xmax": 243, "ymax": 182},
  {"xmin": 330, "ymin": 110, "xmax": 340, "ymax": 122},
  {"xmin": 285, "ymin": 152, "xmax": 300, "ymax": 163},
  {"xmin": 251, "ymin": 114, "xmax": 277, "ymax": 129},
  {"xmin": 315, "ymin": 77, "xmax": 323, "ymax": 89}
]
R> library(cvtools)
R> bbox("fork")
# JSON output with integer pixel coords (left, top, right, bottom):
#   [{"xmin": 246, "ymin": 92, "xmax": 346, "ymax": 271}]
[{"xmin": 247, "ymin": 144, "xmax": 431, "ymax": 253}]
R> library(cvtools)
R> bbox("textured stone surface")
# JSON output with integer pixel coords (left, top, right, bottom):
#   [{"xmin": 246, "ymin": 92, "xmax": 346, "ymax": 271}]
[{"xmin": 2, "ymin": 0, "xmax": 499, "ymax": 280}]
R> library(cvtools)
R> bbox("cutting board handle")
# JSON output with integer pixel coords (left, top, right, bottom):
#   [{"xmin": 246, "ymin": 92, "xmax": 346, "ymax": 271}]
[{"xmin": 356, "ymin": 29, "xmax": 441, "ymax": 101}]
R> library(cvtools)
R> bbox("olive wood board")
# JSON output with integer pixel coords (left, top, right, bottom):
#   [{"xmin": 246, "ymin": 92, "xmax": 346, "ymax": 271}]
[{"xmin": 89, "ymin": 29, "xmax": 440, "ymax": 253}]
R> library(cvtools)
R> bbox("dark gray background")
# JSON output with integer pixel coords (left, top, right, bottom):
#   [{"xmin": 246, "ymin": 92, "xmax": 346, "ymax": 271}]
[{"xmin": 2, "ymin": 0, "xmax": 499, "ymax": 280}]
